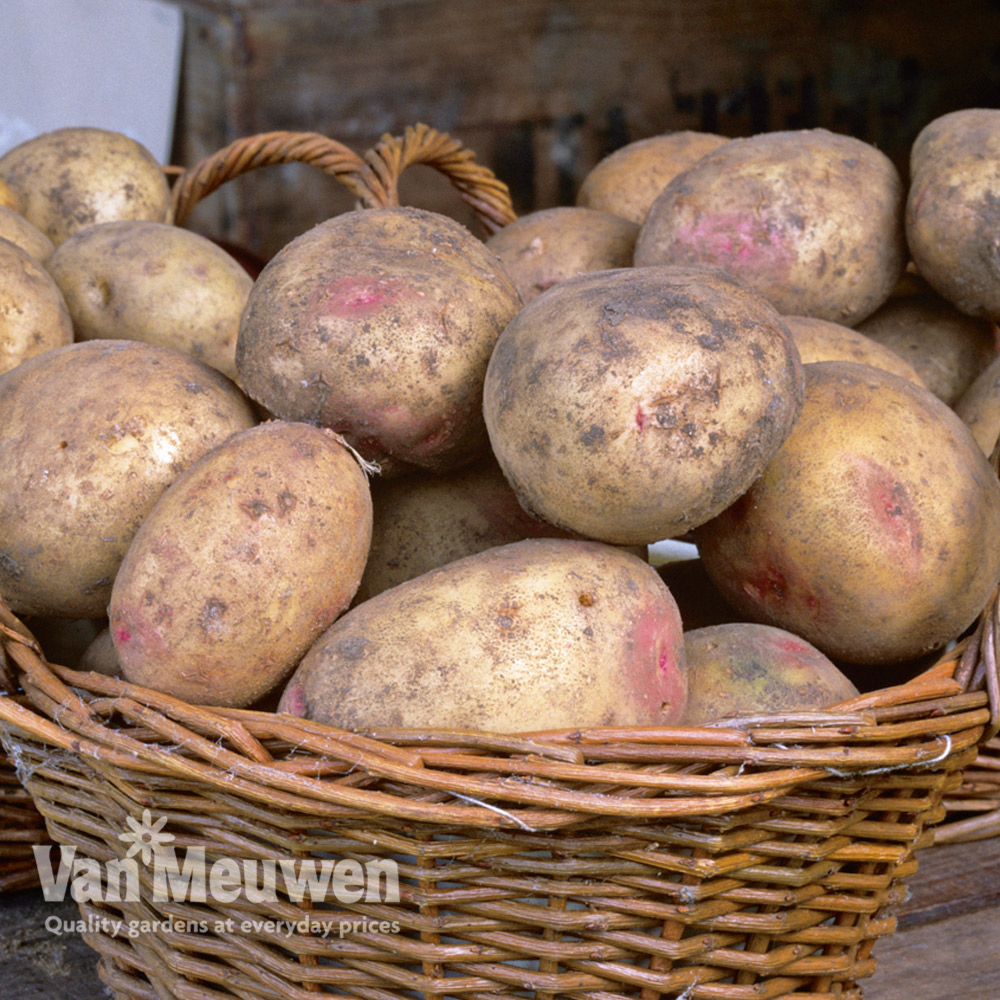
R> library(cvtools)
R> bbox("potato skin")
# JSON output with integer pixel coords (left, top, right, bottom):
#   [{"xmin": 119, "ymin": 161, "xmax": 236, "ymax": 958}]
[
  {"xmin": 780, "ymin": 314, "xmax": 926, "ymax": 388},
  {"xmin": 0, "ymin": 127, "xmax": 172, "ymax": 246},
  {"xmin": 906, "ymin": 108, "xmax": 1000, "ymax": 320},
  {"xmin": 46, "ymin": 221, "xmax": 253, "ymax": 380},
  {"xmin": 279, "ymin": 538, "xmax": 686, "ymax": 733},
  {"xmin": 0, "ymin": 340, "xmax": 258, "ymax": 618},
  {"xmin": 236, "ymin": 207, "xmax": 523, "ymax": 475},
  {"xmin": 695, "ymin": 361, "xmax": 1000, "ymax": 665},
  {"xmin": 0, "ymin": 237, "xmax": 73, "ymax": 374},
  {"xmin": 955, "ymin": 352, "xmax": 1000, "ymax": 456},
  {"xmin": 854, "ymin": 293, "xmax": 997, "ymax": 406},
  {"xmin": 634, "ymin": 129, "xmax": 905, "ymax": 325},
  {"xmin": 109, "ymin": 421, "xmax": 373, "ymax": 708},
  {"xmin": 485, "ymin": 206, "xmax": 637, "ymax": 303},
  {"xmin": 0, "ymin": 205, "xmax": 55, "ymax": 263},
  {"xmin": 483, "ymin": 265, "xmax": 804, "ymax": 545},
  {"xmin": 576, "ymin": 131, "xmax": 729, "ymax": 225},
  {"xmin": 682, "ymin": 622, "xmax": 859, "ymax": 725}
]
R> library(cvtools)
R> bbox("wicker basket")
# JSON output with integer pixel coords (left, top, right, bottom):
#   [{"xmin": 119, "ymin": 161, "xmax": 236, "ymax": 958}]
[
  {"xmin": 0, "ymin": 579, "xmax": 996, "ymax": 1000},
  {"xmin": 0, "ymin": 125, "xmax": 997, "ymax": 998}
]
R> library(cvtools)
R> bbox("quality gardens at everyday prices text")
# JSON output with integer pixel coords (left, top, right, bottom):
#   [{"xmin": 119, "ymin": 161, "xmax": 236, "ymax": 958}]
[{"xmin": 33, "ymin": 844, "xmax": 401, "ymax": 905}]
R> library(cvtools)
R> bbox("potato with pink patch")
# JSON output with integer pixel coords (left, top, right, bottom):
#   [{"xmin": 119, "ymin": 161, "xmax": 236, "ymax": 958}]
[
  {"xmin": 279, "ymin": 538, "xmax": 687, "ymax": 733},
  {"xmin": 236, "ymin": 207, "xmax": 522, "ymax": 476},
  {"xmin": 109, "ymin": 421, "xmax": 373, "ymax": 708},
  {"xmin": 634, "ymin": 129, "xmax": 905, "ymax": 326},
  {"xmin": 695, "ymin": 360, "xmax": 1000, "ymax": 665},
  {"xmin": 682, "ymin": 622, "xmax": 859, "ymax": 725}
]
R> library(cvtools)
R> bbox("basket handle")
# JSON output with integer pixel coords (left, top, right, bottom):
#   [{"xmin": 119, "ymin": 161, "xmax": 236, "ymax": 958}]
[
  {"xmin": 355, "ymin": 123, "xmax": 517, "ymax": 235},
  {"xmin": 170, "ymin": 131, "xmax": 369, "ymax": 227}
]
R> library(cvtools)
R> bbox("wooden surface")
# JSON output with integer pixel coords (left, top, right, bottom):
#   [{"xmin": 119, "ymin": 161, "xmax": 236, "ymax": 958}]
[{"xmin": 1, "ymin": 834, "xmax": 998, "ymax": 999}]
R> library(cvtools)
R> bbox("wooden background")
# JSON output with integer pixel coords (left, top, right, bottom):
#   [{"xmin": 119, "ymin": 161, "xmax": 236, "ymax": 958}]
[{"xmin": 167, "ymin": 0, "xmax": 1000, "ymax": 259}]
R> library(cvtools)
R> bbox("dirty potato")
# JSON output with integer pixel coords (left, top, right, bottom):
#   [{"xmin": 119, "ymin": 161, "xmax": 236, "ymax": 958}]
[
  {"xmin": 109, "ymin": 421, "xmax": 373, "ymax": 708},
  {"xmin": 485, "ymin": 206, "xmax": 637, "ymax": 303},
  {"xmin": 634, "ymin": 129, "xmax": 905, "ymax": 325},
  {"xmin": 237, "ymin": 207, "xmax": 523, "ymax": 476},
  {"xmin": 0, "ymin": 127, "xmax": 172, "ymax": 246},
  {"xmin": 483, "ymin": 265, "xmax": 804, "ymax": 545},
  {"xmin": 576, "ymin": 131, "xmax": 729, "ymax": 224},
  {"xmin": 279, "ymin": 538, "xmax": 687, "ymax": 733},
  {"xmin": 0, "ymin": 237, "xmax": 73, "ymax": 374},
  {"xmin": 0, "ymin": 340, "xmax": 257, "ymax": 618},
  {"xmin": 47, "ymin": 220, "xmax": 253, "ymax": 380}
]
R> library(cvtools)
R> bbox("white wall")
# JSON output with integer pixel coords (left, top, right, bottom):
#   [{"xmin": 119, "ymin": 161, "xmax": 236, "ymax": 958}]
[{"xmin": 0, "ymin": 0, "xmax": 183, "ymax": 162}]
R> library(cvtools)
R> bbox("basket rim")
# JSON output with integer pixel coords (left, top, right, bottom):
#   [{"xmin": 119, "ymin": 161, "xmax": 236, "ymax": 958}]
[{"xmin": 0, "ymin": 596, "xmax": 993, "ymax": 831}]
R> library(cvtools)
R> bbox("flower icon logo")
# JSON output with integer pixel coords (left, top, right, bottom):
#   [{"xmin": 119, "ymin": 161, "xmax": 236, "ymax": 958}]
[{"xmin": 118, "ymin": 809, "xmax": 175, "ymax": 865}]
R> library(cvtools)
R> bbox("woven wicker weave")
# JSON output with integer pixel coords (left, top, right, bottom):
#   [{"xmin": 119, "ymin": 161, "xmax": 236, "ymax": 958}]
[{"xmin": 0, "ymin": 587, "xmax": 996, "ymax": 1000}]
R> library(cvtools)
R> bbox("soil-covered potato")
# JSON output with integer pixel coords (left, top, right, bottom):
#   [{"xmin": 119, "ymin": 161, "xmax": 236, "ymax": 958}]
[
  {"xmin": 906, "ymin": 108, "xmax": 1000, "ymax": 320},
  {"xmin": 695, "ymin": 360, "xmax": 1000, "ymax": 666},
  {"xmin": 0, "ymin": 237, "xmax": 74, "ymax": 374},
  {"xmin": 781, "ymin": 314, "xmax": 926, "ymax": 388},
  {"xmin": 485, "ymin": 206, "xmax": 638, "ymax": 304},
  {"xmin": 278, "ymin": 538, "xmax": 687, "ymax": 732},
  {"xmin": 0, "ymin": 340, "xmax": 258, "ymax": 619},
  {"xmin": 682, "ymin": 622, "xmax": 860, "ymax": 725},
  {"xmin": 0, "ymin": 205, "xmax": 55, "ymax": 262},
  {"xmin": 954, "ymin": 352, "xmax": 1000, "ymax": 456},
  {"xmin": 236, "ymin": 207, "xmax": 523, "ymax": 476},
  {"xmin": 0, "ymin": 127, "xmax": 172, "ymax": 246},
  {"xmin": 634, "ymin": 129, "xmax": 905, "ymax": 325},
  {"xmin": 46, "ymin": 220, "xmax": 253, "ymax": 380},
  {"xmin": 109, "ymin": 421, "xmax": 372, "ymax": 708},
  {"xmin": 854, "ymin": 292, "xmax": 997, "ymax": 406},
  {"xmin": 483, "ymin": 265, "xmax": 804, "ymax": 545},
  {"xmin": 576, "ymin": 131, "xmax": 729, "ymax": 224},
  {"xmin": 355, "ymin": 454, "xmax": 573, "ymax": 603}
]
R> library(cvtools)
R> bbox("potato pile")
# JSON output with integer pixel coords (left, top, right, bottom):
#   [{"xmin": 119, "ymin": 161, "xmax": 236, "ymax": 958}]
[{"xmin": 2, "ymin": 112, "xmax": 1000, "ymax": 730}]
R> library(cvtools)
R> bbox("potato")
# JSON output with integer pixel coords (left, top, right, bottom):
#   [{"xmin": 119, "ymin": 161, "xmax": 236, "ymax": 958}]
[
  {"xmin": 695, "ymin": 360, "xmax": 1000, "ymax": 666},
  {"xmin": 854, "ymin": 292, "xmax": 997, "ymax": 406},
  {"xmin": 482, "ymin": 265, "xmax": 804, "ymax": 545},
  {"xmin": 278, "ymin": 538, "xmax": 686, "ymax": 732},
  {"xmin": 954, "ymin": 352, "xmax": 1000, "ymax": 456},
  {"xmin": 355, "ymin": 454, "xmax": 573, "ymax": 603},
  {"xmin": 236, "ymin": 207, "xmax": 523, "ymax": 476},
  {"xmin": 780, "ymin": 314, "xmax": 926, "ymax": 388},
  {"xmin": 0, "ymin": 237, "xmax": 74, "ymax": 374},
  {"xmin": 0, "ymin": 177, "xmax": 22, "ymax": 213},
  {"xmin": 484, "ymin": 206, "xmax": 637, "ymax": 303},
  {"xmin": 682, "ymin": 622, "xmax": 860, "ymax": 725},
  {"xmin": 46, "ymin": 220, "xmax": 253, "ymax": 380},
  {"xmin": 634, "ymin": 129, "xmax": 905, "ymax": 325},
  {"xmin": 0, "ymin": 205, "xmax": 55, "ymax": 262},
  {"xmin": 79, "ymin": 627, "xmax": 122, "ymax": 677},
  {"xmin": 0, "ymin": 340, "xmax": 257, "ymax": 618},
  {"xmin": 109, "ymin": 421, "xmax": 373, "ymax": 708},
  {"xmin": 576, "ymin": 131, "xmax": 729, "ymax": 224},
  {"xmin": 906, "ymin": 108, "xmax": 1000, "ymax": 320},
  {"xmin": 0, "ymin": 127, "xmax": 172, "ymax": 246}
]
